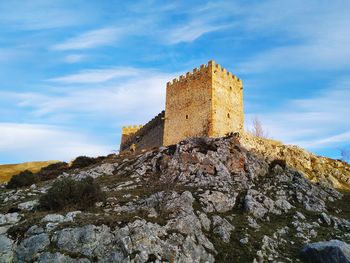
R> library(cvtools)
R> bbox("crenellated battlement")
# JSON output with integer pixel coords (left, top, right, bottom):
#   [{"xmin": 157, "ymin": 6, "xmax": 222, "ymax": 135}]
[
  {"xmin": 122, "ymin": 125, "xmax": 143, "ymax": 135},
  {"xmin": 120, "ymin": 111, "xmax": 165, "ymax": 151},
  {"xmin": 166, "ymin": 60, "xmax": 241, "ymax": 88}
]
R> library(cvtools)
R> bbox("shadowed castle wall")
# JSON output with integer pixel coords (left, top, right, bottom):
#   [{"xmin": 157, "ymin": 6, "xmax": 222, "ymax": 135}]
[
  {"xmin": 211, "ymin": 61, "xmax": 244, "ymax": 137},
  {"xmin": 120, "ymin": 111, "xmax": 165, "ymax": 152}
]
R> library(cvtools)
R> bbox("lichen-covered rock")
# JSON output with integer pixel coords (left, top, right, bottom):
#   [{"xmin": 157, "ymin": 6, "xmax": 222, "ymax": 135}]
[
  {"xmin": 199, "ymin": 190, "xmax": 237, "ymax": 213},
  {"xmin": 0, "ymin": 235, "xmax": 14, "ymax": 263},
  {"xmin": 212, "ymin": 215, "xmax": 234, "ymax": 243},
  {"xmin": 15, "ymin": 233, "xmax": 50, "ymax": 262},
  {"xmin": 53, "ymin": 225, "xmax": 115, "ymax": 259},
  {"xmin": 37, "ymin": 252, "xmax": 91, "ymax": 263},
  {"xmin": 0, "ymin": 213, "xmax": 21, "ymax": 225},
  {"xmin": 17, "ymin": 200, "xmax": 39, "ymax": 211}
]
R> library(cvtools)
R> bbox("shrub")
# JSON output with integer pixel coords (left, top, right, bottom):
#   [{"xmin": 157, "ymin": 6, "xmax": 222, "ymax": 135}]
[
  {"xmin": 70, "ymin": 156, "xmax": 97, "ymax": 169},
  {"xmin": 39, "ymin": 176, "xmax": 105, "ymax": 211},
  {"xmin": 37, "ymin": 162, "xmax": 69, "ymax": 181},
  {"xmin": 6, "ymin": 170, "xmax": 39, "ymax": 189}
]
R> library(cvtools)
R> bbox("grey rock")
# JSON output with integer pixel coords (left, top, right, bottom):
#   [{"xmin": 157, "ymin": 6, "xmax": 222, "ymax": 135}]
[
  {"xmin": 199, "ymin": 190, "xmax": 237, "ymax": 213},
  {"xmin": 240, "ymin": 237, "xmax": 249, "ymax": 244},
  {"xmin": 37, "ymin": 252, "xmax": 91, "ymax": 263},
  {"xmin": 65, "ymin": 211, "xmax": 82, "ymax": 222},
  {"xmin": 15, "ymin": 233, "xmax": 50, "ymax": 262},
  {"xmin": 247, "ymin": 216, "xmax": 260, "ymax": 229},
  {"xmin": 54, "ymin": 225, "xmax": 116, "ymax": 259},
  {"xmin": 0, "ymin": 213, "xmax": 21, "ymax": 225},
  {"xmin": 244, "ymin": 190, "xmax": 275, "ymax": 218},
  {"xmin": 17, "ymin": 200, "xmax": 39, "ymax": 211},
  {"xmin": 274, "ymin": 198, "xmax": 293, "ymax": 212},
  {"xmin": 0, "ymin": 227, "xmax": 10, "ymax": 235},
  {"xmin": 26, "ymin": 225, "xmax": 44, "ymax": 236},
  {"xmin": 198, "ymin": 212, "xmax": 211, "ymax": 231},
  {"xmin": 320, "ymin": 212, "xmax": 332, "ymax": 226},
  {"xmin": 41, "ymin": 214, "xmax": 65, "ymax": 223},
  {"xmin": 0, "ymin": 235, "xmax": 14, "ymax": 263},
  {"xmin": 212, "ymin": 216, "xmax": 234, "ymax": 243},
  {"xmin": 300, "ymin": 240, "xmax": 350, "ymax": 263},
  {"xmin": 296, "ymin": 211, "xmax": 306, "ymax": 220}
]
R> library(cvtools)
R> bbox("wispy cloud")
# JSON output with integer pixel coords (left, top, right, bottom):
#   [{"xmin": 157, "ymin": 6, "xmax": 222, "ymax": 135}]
[
  {"xmin": 246, "ymin": 77, "xmax": 350, "ymax": 150},
  {"xmin": 63, "ymin": 54, "xmax": 87, "ymax": 64},
  {"xmin": 0, "ymin": 123, "xmax": 111, "ymax": 163},
  {"xmin": 48, "ymin": 68, "xmax": 141, "ymax": 84},
  {"xmin": 236, "ymin": 1, "xmax": 350, "ymax": 72},
  {"xmin": 3, "ymin": 67, "xmax": 174, "ymax": 124},
  {"xmin": 166, "ymin": 20, "xmax": 231, "ymax": 44},
  {"xmin": 0, "ymin": 1, "xmax": 89, "ymax": 30},
  {"xmin": 52, "ymin": 27, "xmax": 121, "ymax": 50}
]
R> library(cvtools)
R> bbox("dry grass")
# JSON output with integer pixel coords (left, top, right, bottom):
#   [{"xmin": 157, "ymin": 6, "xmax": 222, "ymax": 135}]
[{"xmin": 0, "ymin": 161, "xmax": 59, "ymax": 184}]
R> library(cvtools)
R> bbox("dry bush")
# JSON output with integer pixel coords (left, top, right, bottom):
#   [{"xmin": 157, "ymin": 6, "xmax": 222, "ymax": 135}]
[
  {"xmin": 39, "ymin": 176, "xmax": 105, "ymax": 211},
  {"xmin": 249, "ymin": 117, "xmax": 269, "ymax": 138},
  {"xmin": 6, "ymin": 170, "xmax": 39, "ymax": 189}
]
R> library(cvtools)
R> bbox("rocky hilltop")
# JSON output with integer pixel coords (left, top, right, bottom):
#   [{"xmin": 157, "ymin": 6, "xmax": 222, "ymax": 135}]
[{"xmin": 0, "ymin": 134, "xmax": 350, "ymax": 262}]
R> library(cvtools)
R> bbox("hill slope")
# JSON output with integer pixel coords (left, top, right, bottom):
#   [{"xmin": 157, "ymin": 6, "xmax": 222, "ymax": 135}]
[
  {"xmin": 0, "ymin": 161, "xmax": 59, "ymax": 184},
  {"xmin": 0, "ymin": 134, "xmax": 349, "ymax": 262}
]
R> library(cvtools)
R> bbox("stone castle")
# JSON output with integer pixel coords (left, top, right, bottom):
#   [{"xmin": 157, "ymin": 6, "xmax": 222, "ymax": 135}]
[{"xmin": 120, "ymin": 60, "xmax": 244, "ymax": 152}]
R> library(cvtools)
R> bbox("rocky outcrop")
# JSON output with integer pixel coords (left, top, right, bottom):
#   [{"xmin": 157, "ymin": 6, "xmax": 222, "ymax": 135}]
[
  {"xmin": 0, "ymin": 135, "xmax": 349, "ymax": 262},
  {"xmin": 240, "ymin": 132, "xmax": 350, "ymax": 190}
]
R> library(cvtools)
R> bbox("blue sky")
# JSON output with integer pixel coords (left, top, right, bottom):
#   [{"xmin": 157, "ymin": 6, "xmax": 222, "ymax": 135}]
[{"xmin": 0, "ymin": 0, "xmax": 349, "ymax": 164}]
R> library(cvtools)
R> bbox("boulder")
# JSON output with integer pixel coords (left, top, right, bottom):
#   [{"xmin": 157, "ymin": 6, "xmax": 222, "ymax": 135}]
[
  {"xmin": 300, "ymin": 240, "xmax": 350, "ymax": 263},
  {"xmin": 15, "ymin": 233, "xmax": 50, "ymax": 262}
]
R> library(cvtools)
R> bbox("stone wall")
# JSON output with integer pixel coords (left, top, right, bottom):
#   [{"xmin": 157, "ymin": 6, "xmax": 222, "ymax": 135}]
[
  {"xmin": 163, "ymin": 64, "xmax": 212, "ymax": 146},
  {"xmin": 121, "ymin": 125, "xmax": 143, "ymax": 146},
  {"xmin": 163, "ymin": 60, "xmax": 244, "ymax": 146},
  {"xmin": 120, "ymin": 111, "xmax": 165, "ymax": 152},
  {"xmin": 211, "ymin": 61, "xmax": 244, "ymax": 137}
]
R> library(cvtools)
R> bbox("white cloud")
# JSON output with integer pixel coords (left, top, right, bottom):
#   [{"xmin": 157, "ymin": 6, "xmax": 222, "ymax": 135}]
[
  {"xmin": 3, "ymin": 67, "xmax": 174, "ymax": 125},
  {"xmin": 0, "ymin": 123, "xmax": 111, "ymax": 163},
  {"xmin": 48, "ymin": 68, "xmax": 141, "ymax": 84},
  {"xmin": 63, "ymin": 54, "xmax": 87, "ymax": 64},
  {"xmin": 246, "ymin": 77, "xmax": 350, "ymax": 150},
  {"xmin": 236, "ymin": 0, "xmax": 350, "ymax": 72},
  {"xmin": 52, "ymin": 27, "xmax": 121, "ymax": 50},
  {"xmin": 0, "ymin": 1, "xmax": 88, "ymax": 30},
  {"xmin": 166, "ymin": 20, "xmax": 231, "ymax": 44}
]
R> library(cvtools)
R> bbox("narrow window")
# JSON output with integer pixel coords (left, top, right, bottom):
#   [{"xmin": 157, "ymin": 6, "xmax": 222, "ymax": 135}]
[
  {"xmin": 229, "ymin": 86, "xmax": 232, "ymax": 91},
  {"xmin": 186, "ymin": 115, "xmax": 189, "ymax": 119},
  {"xmin": 227, "ymin": 113, "xmax": 230, "ymax": 118}
]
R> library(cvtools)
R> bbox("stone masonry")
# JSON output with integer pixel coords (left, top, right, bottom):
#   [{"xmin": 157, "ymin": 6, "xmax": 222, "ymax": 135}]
[{"xmin": 120, "ymin": 60, "xmax": 244, "ymax": 151}]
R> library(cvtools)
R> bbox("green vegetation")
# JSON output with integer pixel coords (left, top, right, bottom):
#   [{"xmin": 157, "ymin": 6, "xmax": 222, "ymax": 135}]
[
  {"xmin": 6, "ymin": 170, "xmax": 39, "ymax": 189},
  {"xmin": 39, "ymin": 176, "xmax": 105, "ymax": 211},
  {"xmin": 71, "ymin": 156, "xmax": 103, "ymax": 169}
]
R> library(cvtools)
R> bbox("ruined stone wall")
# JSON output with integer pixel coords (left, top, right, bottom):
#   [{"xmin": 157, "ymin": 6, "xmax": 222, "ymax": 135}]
[
  {"xmin": 120, "ymin": 111, "xmax": 165, "ymax": 152},
  {"xmin": 163, "ymin": 64, "xmax": 213, "ymax": 146},
  {"xmin": 211, "ymin": 61, "xmax": 244, "ymax": 137},
  {"xmin": 121, "ymin": 125, "xmax": 143, "ymax": 146}
]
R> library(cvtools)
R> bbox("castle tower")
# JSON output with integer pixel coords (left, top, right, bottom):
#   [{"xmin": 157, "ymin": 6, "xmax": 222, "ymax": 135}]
[{"xmin": 163, "ymin": 60, "xmax": 243, "ymax": 146}]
